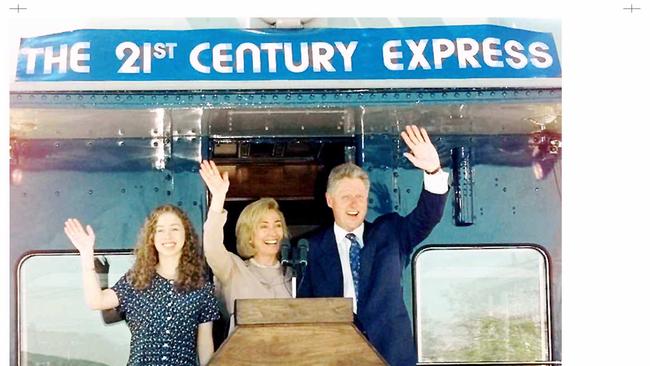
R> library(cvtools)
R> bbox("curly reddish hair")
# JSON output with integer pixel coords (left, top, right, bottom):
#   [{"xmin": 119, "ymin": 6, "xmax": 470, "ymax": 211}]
[{"xmin": 129, "ymin": 204, "xmax": 206, "ymax": 291}]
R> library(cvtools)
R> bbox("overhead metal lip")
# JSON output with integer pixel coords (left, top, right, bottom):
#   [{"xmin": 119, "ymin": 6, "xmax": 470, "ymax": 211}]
[{"xmin": 10, "ymin": 102, "xmax": 561, "ymax": 140}]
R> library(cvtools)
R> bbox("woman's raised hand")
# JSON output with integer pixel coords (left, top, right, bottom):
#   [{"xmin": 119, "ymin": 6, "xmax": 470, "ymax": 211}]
[
  {"xmin": 199, "ymin": 160, "xmax": 230, "ymax": 200},
  {"xmin": 64, "ymin": 218, "xmax": 96, "ymax": 256}
]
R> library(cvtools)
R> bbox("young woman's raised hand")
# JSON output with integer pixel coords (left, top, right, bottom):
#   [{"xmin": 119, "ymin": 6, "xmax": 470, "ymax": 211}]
[
  {"xmin": 199, "ymin": 160, "xmax": 230, "ymax": 199},
  {"xmin": 64, "ymin": 218, "xmax": 96, "ymax": 256}
]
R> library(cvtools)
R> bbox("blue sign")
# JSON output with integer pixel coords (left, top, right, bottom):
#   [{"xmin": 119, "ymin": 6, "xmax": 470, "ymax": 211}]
[{"xmin": 15, "ymin": 25, "xmax": 561, "ymax": 82}]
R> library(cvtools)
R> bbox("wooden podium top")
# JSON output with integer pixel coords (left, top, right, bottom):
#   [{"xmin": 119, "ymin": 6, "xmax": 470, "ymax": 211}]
[
  {"xmin": 235, "ymin": 297, "xmax": 353, "ymax": 325},
  {"xmin": 209, "ymin": 298, "xmax": 387, "ymax": 365}
]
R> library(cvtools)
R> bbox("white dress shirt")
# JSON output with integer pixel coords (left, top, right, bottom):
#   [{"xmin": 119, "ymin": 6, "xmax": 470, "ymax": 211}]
[
  {"xmin": 333, "ymin": 223, "xmax": 365, "ymax": 313},
  {"xmin": 333, "ymin": 169, "xmax": 449, "ymax": 313}
]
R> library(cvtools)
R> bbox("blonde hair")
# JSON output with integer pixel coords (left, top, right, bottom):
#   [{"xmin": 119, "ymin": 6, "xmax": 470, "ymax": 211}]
[
  {"xmin": 235, "ymin": 198, "xmax": 289, "ymax": 259},
  {"xmin": 129, "ymin": 205, "xmax": 206, "ymax": 291},
  {"xmin": 326, "ymin": 163, "xmax": 370, "ymax": 194}
]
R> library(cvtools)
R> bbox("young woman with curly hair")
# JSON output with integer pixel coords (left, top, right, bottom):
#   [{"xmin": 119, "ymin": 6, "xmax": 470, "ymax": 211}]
[
  {"xmin": 199, "ymin": 160, "xmax": 293, "ymax": 334},
  {"xmin": 64, "ymin": 205, "xmax": 219, "ymax": 366}
]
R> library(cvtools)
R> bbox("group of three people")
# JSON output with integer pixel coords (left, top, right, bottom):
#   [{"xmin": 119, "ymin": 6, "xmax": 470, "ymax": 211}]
[{"xmin": 64, "ymin": 125, "xmax": 449, "ymax": 366}]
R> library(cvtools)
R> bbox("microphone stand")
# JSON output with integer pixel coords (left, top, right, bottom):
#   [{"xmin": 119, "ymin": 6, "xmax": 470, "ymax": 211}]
[{"xmin": 280, "ymin": 239, "xmax": 309, "ymax": 297}]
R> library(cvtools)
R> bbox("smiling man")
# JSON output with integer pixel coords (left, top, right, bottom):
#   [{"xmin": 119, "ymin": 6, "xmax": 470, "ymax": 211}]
[{"xmin": 297, "ymin": 125, "xmax": 449, "ymax": 366}]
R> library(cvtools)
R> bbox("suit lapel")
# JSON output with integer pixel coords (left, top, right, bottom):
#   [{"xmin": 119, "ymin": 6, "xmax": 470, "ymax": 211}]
[
  {"xmin": 319, "ymin": 228, "xmax": 344, "ymax": 296},
  {"xmin": 359, "ymin": 221, "xmax": 377, "ymax": 302}
]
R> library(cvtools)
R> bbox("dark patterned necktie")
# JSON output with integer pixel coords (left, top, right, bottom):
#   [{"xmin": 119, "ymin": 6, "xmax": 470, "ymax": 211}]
[{"xmin": 345, "ymin": 233, "xmax": 361, "ymax": 300}]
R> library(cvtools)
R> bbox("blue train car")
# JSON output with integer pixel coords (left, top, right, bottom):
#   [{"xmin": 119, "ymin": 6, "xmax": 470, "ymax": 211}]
[{"xmin": 9, "ymin": 18, "xmax": 561, "ymax": 366}]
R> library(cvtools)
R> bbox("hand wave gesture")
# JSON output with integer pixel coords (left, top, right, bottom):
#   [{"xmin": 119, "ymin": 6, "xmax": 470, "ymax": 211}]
[
  {"xmin": 64, "ymin": 218, "xmax": 96, "ymax": 256},
  {"xmin": 400, "ymin": 125, "xmax": 441, "ymax": 173},
  {"xmin": 199, "ymin": 160, "xmax": 230, "ymax": 200}
]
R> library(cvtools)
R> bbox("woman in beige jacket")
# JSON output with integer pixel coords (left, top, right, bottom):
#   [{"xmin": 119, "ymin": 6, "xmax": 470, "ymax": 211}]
[{"xmin": 199, "ymin": 160, "xmax": 293, "ymax": 333}]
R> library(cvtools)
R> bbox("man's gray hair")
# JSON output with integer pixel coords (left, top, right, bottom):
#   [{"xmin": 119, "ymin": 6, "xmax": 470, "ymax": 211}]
[{"xmin": 326, "ymin": 163, "xmax": 370, "ymax": 194}]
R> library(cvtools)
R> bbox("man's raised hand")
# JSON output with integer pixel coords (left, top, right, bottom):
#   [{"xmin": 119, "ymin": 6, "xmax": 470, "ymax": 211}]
[{"xmin": 400, "ymin": 125, "xmax": 441, "ymax": 173}]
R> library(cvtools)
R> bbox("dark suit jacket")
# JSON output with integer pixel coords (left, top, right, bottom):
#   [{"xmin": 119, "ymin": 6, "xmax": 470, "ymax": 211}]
[{"xmin": 297, "ymin": 188, "xmax": 448, "ymax": 366}]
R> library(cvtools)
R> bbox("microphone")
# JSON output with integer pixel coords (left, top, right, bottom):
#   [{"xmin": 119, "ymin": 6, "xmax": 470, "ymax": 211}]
[
  {"xmin": 280, "ymin": 238, "xmax": 291, "ymax": 266},
  {"xmin": 297, "ymin": 238, "xmax": 309, "ymax": 266}
]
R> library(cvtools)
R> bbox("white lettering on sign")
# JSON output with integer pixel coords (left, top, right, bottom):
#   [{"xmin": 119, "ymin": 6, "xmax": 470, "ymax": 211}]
[
  {"xmin": 383, "ymin": 40, "xmax": 403, "ymax": 71},
  {"xmin": 260, "ymin": 43, "xmax": 282, "ymax": 72},
  {"xmin": 236, "ymin": 43, "xmax": 262, "ymax": 73},
  {"xmin": 70, "ymin": 42, "xmax": 91, "ymax": 72},
  {"xmin": 482, "ymin": 38, "xmax": 504, "ymax": 68},
  {"xmin": 504, "ymin": 40, "xmax": 527, "ymax": 69},
  {"xmin": 189, "ymin": 41, "xmax": 358, "ymax": 74},
  {"xmin": 382, "ymin": 37, "xmax": 554, "ymax": 71},
  {"xmin": 406, "ymin": 39, "xmax": 431, "ymax": 70},
  {"xmin": 17, "ymin": 35, "xmax": 555, "ymax": 79},
  {"xmin": 20, "ymin": 42, "xmax": 91, "ymax": 74},
  {"xmin": 116, "ymin": 42, "xmax": 178, "ymax": 74},
  {"xmin": 335, "ymin": 42, "xmax": 357, "ymax": 72},
  {"xmin": 456, "ymin": 38, "xmax": 481, "ymax": 69},
  {"xmin": 213, "ymin": 43, "xmax": 233, "ymax": 73},
  {"xmin": 529, "ymin": 42, "xmax": 553, "ymax": 68},
  {"xmin": 432, "ymin": 39, "xmax": 455, "ymax": 69},
  {"xmin": 189, "ymin": 42, "xmax": 210, "ymax": 74}
]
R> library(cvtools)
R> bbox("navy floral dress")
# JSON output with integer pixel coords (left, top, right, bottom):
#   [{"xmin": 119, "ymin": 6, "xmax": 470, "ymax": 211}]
[{"xmin": 111, "ymin": 272, "xmax": 220, "ymax": 366}]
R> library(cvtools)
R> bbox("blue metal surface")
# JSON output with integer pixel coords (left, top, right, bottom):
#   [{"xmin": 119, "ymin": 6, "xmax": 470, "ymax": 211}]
[
  {"xmin": 361, "ymin": 130, "xmax": 561, "ymax": 361},
  {"xmin": 10, "ymin": 89, "xmax": 561, "ymax": 109},
  {"xmin": 10, "ymin": 88, "xmax": 562, "ymax": 363}
]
